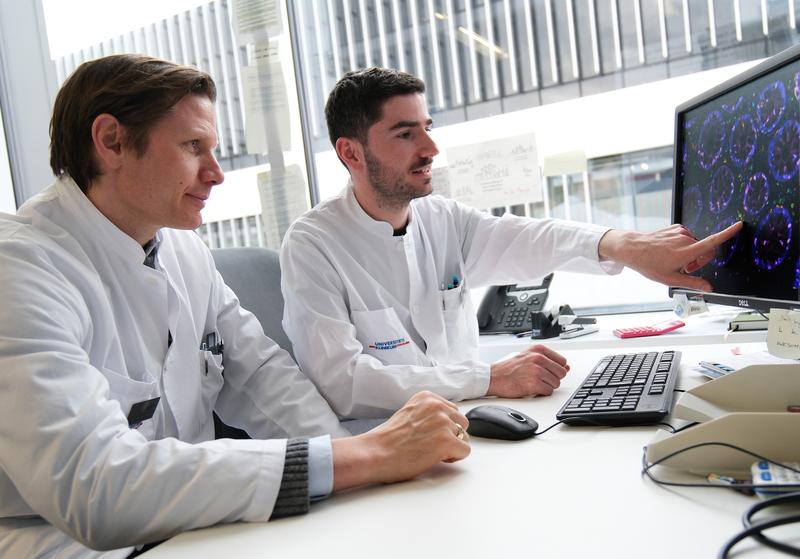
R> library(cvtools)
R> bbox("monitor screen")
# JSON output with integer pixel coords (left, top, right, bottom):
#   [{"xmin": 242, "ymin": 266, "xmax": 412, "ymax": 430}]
[{"xmin": 672, "ymin": 45, "xmax": 800, "ymax": 312}]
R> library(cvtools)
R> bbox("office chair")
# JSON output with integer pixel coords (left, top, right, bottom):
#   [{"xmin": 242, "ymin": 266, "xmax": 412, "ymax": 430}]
[
  {"xmin": 211, "ymin": 246, "xmax": 294, "ymax": 358},
  {"xmin": 210, "ymin": 246, "xmax": 293, "ymax": 439},
  {"xmin": 210, "ymin": 246, "xmax": 384, "ymax": 437}
]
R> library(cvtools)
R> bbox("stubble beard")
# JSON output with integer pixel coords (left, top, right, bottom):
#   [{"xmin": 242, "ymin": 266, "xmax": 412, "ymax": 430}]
[{"xmin": 364, "ymin": 147, "xmax": 433, "ymax": 211}]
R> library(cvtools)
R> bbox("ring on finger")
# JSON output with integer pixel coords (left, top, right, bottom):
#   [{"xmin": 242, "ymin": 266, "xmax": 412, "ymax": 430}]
[{"xmin": 454, "ymin": 422, "xmax": 466, "ymax": 441}]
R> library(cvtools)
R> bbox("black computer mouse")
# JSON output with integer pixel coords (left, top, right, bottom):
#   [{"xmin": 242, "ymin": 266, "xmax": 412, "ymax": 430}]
[{"xmin": 465, "ymin": 405, "xmax": 539, "ymax": 440}]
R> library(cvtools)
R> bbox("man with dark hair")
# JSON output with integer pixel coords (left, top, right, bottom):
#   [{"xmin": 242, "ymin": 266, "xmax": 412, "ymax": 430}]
[
  {"xmin": 280, "ymin": 67, "xmax": 741, "ymax": 419},
  {"xmin": 0, "ymin": 55, "xmax": 470, "ymax": 558}
]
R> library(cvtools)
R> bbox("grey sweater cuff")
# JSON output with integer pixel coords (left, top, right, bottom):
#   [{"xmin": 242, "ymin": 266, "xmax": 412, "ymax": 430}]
[{"xmin": 271, "ymin": 438, "xmax": 310, "ymax": 518}]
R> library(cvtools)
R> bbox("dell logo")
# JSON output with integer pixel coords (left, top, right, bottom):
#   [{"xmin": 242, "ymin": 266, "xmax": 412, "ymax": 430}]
[{"xmin": 739, "ymin": 299, "xmax": 750, "ymax": 307}]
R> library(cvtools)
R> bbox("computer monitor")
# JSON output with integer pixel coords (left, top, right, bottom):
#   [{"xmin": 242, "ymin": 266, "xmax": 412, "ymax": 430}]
[{"xmin": 671, "ymin": 44, "xmax": 800, "ymax": 313}]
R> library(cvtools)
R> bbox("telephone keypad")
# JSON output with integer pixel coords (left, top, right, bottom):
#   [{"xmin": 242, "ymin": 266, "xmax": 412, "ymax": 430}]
[{"xmin": 503, "ymin": 307, "xmax": 530, "ymax": 328}]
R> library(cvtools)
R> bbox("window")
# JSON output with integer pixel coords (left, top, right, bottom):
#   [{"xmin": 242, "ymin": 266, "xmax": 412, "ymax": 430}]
[
  {"xmin": 42, "ymin": 0, "xmax": 311, "ymax": 251},
  {"xmin": 0, "ymin": 108, "xmax": 15, "ymax": 213},
  {"xmin": 31, "ymin": 0, "xmax": 800, "ymax": 310}
]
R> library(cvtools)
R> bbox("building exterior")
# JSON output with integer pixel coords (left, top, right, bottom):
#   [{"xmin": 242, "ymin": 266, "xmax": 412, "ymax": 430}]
[{"xmin": 47, "ymin": 1, "xmax": 800, "ymax": 249}]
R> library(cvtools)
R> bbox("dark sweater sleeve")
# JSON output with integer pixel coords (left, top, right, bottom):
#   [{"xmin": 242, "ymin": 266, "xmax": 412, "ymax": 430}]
[{"xmin": 271, "ymin": 438, "xmax": 310, "ymax": 518}]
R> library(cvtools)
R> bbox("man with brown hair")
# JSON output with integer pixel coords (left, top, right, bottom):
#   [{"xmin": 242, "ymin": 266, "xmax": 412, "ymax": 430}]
[
  {"xmin": 280, "ymin": 67, "xmax": 742, "ymax": 419},
  {"xmin": 0, "ymin": 55, "xmax": 470, "ymax": 558}
]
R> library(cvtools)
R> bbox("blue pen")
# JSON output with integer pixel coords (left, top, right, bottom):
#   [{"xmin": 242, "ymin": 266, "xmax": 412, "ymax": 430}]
[{"xmin": 452, "ymin": 275, "xmax": 460, "ymax": 287}]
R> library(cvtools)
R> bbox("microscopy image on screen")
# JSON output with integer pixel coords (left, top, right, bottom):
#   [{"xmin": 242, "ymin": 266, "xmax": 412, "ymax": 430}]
[{"xmin": 678, "ymin": 63, "xmax": 800, "ymax": 302}]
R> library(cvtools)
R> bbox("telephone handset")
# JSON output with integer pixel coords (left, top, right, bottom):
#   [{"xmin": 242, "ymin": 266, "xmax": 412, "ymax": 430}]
[{"xmin": 476, "ymin": 273, "xmax": 554, "ymax": 334}]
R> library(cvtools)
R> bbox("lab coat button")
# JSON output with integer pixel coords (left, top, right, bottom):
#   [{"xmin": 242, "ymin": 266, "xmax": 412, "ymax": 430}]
[{"xmin": 412, "ymin": 305, "xmax": 420, "ymax": 314}]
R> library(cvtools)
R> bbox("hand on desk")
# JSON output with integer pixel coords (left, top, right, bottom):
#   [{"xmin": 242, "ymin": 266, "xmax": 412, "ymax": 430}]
[
  {"xmin": 598, "ymin": 221, "xmax": 743, "ymax": 292},
  {"xmin": 331, "ymin": 391, "xmax": 470, "ymax": 491},
  {"xmin": 487, "ymin": 344, "xmax": 569, "ymax": 398}
]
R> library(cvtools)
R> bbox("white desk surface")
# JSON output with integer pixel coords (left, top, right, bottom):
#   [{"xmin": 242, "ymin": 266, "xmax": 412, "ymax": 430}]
[
  {"xmin": 146, "ymin": 329, "xmax": 796, "ymax": 558},
  {"xmin": 478, "ymin": 308, "xmax": 767, "ymax": 362}
]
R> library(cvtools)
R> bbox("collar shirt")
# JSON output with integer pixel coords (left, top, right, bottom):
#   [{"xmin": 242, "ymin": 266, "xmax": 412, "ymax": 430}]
[
  {"xmin": 281, "ymin": 185, "xmax": 620, "ymax": 419},
  {"xmin": 0, "ymin": 178, "xmax": 346, "ymax": 558}
]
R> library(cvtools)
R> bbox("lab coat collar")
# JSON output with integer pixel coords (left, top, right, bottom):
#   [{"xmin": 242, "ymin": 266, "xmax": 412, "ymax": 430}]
[
  {"xmin": 54, "ymin": 177, "xmax": 163, "ymax": 267},
  {"xmin": 344, "ymin": 184, "xmax": 415, "ymax": 238}
]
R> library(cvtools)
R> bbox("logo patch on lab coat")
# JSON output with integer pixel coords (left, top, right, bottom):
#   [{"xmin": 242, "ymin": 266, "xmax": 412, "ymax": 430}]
[{"xmin": 368, "ymin": 338, "xmax": 410, "ymax": 350}]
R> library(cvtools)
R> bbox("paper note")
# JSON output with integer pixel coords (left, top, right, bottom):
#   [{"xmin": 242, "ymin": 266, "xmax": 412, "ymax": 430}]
[
  {"xmin": 767, "ymin": 308, "xmax": 800, "ymax": 359},
  {"xmin": 445, "ymin": 133, "xmax": 542, "ymax": 209},
  {"xmin": 542, "ymin": 150, "xmax": 587, "ymax": 177},
  {"xmin": 233, "ymin": 0, "xmax": 282, "ymax": 43},
  {"xmin": 241, "ymin": 52, "xmax": 290, "ymax": 154},
  {"xmin": 430, "ymin": 166, "xmax": 451, "ymax": 198},
  {"xmin": 257, "ymin": 165, "xmax": 309, "ymax": 249}
]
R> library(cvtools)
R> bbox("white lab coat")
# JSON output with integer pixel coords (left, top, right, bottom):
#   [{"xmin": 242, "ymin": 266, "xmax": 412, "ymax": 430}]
[
  {"xmin": 0, "ymin": 178, "xmax": 347, "ymax": 558},
  {"xmin": 281, "ymin": 186, "xmax": 619, "ymax": 419}
]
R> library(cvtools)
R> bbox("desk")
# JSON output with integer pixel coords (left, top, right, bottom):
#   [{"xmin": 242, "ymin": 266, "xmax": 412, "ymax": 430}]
[
  {"xmin": 147, "ymin": 337, "xmax": 795, "ymax": 558},
  {"xmin": 479, "ymin": 308, "xmax": 767, "ymax": 362}
]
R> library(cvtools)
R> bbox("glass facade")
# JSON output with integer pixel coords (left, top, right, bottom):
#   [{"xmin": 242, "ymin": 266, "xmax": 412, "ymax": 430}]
[
  {"xmin": 0, "ymin": 107, "xmax": 15, "ymax": 214},
  {"xmin": 36, "ymin": 0, "xmax": 800, "ymax": 259}
]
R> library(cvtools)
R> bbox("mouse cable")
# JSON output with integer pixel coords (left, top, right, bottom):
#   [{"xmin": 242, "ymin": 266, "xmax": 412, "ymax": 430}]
[{"xmin": 533, "ymin": 419, "xmax": 567, "ymax": 436}]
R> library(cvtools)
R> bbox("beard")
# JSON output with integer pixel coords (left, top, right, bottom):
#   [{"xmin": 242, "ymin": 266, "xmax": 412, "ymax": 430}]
[{"xmin": 364, "ymin": 147, "xmax": 433, "ymax": 210}]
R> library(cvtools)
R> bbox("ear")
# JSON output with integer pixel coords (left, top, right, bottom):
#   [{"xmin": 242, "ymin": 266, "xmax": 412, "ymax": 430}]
[
  {"xmin": 91, "ymin": 113, "xmax": 125, "ymax": 171},
  {"xmin": 334, "ymin": 137, "xmax": 366, "ymax": 174}
]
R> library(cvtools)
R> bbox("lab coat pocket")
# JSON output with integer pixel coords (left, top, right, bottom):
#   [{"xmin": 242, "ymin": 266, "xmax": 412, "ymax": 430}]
[
  {"xmin": 440, "ymin": 284, "xmax": 476, "ymax": 362},
  {"xmin": 100, "ymin": 367, "xmax": 159, "ymax": 440},
  {"xmin": 200, "ymin": 350, "xmax": 225, "ymax": 411},
  {"xmin": 352, "ymin": 308, "xmax": 426, "ymax": 366}
]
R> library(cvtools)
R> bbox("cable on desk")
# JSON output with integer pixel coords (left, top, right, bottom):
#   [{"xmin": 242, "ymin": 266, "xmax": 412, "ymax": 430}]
[
  {"xmin": 534, "ymin": 419, "xmax": 566, "ymax": 436},
  {"xmin": 719, "ymin": 506, "xmax": 800, "ymax": 558},
  {"xmin": 640, "ymin": 442, "xmax": 800, "ymax": 558},
  {"xmin": 739, "ymin": 492, "xmax": 800, "ymax": 557},
  {"xmin": 641, "ymin": 441, "xmax": 800, "ymax": 490},
  {"xmin": 654, "ymin": 422, "xmax": 676, "ymax": 433},
  {"xmin": 672, "ymin": 421, "xmax": 699, "ymax": 434},
  {"xmin": 651, "ymin": 421, "xmax": 698, "ymax": 434}
]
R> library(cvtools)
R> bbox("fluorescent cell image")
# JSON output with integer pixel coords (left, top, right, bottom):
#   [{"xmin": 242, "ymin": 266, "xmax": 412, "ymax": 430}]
[
  {"xmin": 729, "ymin": 114, "xmax": 757, "ymax": 167},
  {"xmin": 753, "ymin": 206, "xmax": 793, "ymax": 270},
  {"xmin": 768, "ymin": 119, "xmax": 800, "ymax": 181},
  {"xmin": 712, "ymin": 217, "xmax": 741, "ymax": 268},
  {"xmin": 795, "ymin": 257, "xmax": 800, "ymax": 289},
  {"xmin": 709, "ymin": 165, "xmax": 735, "ymax": 214},
  {"xmin": 793, "ymin": 256, "xmax": 800, "ymax": 289},
  {"xmin": 756, "ymin": 81, "xmax": 786, "ymax": 133},
  {"xmin": 680, "ymin": 60, "xmax": 800, "ymax": 302},
  {"xmin": 682, "ymin": 185, "xmax": 703, "ymax": 230},
  {"xmin": 743, "ymin": 172, "xmax": 770, "ymax": 217},
  {"xmin": 697, "ymin": 111, "xmax": 725, "ymax": 170},
  {"xmin": 795, "ymin": 72, "xmax": 800, "ymax": 101},
  {"xmin": 722, "ymin": 96, "xmax": 744, "ymax": 113}
]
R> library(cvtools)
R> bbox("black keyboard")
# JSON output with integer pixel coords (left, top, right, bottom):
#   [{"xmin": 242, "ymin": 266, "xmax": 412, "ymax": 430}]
[{"xmin": 556, "ymin": 350, "xmax": 681, "ymax": 426}]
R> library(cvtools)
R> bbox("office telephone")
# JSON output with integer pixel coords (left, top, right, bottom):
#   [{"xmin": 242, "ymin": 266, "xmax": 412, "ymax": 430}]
[{"xmin": 476, "ymin": 274, "xmax": 554, "ymax": 334}]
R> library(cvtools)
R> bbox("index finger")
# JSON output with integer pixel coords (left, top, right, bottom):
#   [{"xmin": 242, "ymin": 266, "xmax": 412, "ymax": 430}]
[{"xmin": 685, "ymin": 221, "xmax": 743, "ymax": 259}]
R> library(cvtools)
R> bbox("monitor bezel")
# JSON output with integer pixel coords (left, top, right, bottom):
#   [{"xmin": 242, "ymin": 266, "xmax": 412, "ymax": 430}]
[{"xmin": 669, "ymin": 43, "xmax": 800, "ymax": 313}]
